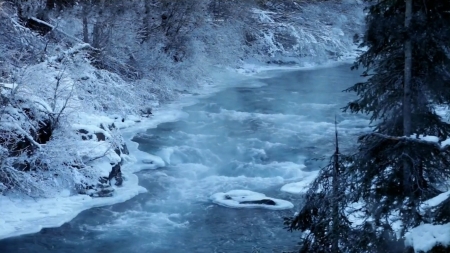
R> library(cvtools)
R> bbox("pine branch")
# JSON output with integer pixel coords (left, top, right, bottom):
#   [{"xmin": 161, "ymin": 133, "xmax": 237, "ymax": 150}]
[{"xmin": 367, "ymin": 132, "xmax": 450, "ymax": 151}]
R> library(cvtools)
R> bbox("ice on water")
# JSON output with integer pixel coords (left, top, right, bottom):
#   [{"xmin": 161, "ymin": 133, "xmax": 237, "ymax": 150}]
[
  {"xmin": 210, "ymin": 190, "xmax": 294, "ymax": 210},
  {"xmin": 280, "ymin": 172, "xmax": 319, "ymax": 194}
]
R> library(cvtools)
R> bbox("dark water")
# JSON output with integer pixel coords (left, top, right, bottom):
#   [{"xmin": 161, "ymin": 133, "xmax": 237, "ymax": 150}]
[{"xmin": 0, "ymin": 64, "xmax": 368, "ymax": 253}]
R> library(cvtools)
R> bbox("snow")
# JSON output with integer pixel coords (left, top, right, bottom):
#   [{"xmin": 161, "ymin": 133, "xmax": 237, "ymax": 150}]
[
  {"xmin": 409, "ymin": 134, "xmax": 450, "ymax": 149},
  {"xmin": 280, "ymin": 172, "xmax": 318, "ymax": 194},
  {"xmin": 420, "ymin": 190, "xmax": 450, "ymax": 213},
  {"xmin": 0, "ymin": 173, "xmax": 146, "ymax": 240},
  {"xmin": 345, "ymin": 201, "xmax": 367, "ymax": 227},
  {"xmin": 0, "ymin": 82, "xmax": 18, "ymax": 90},
  {"xmin": 0, "ymin": 105, "xmax": 186, "ymax": 240},
  {"xmin": 235, "ymin": 59, "xmax": 358, "ymax": 77},
  {"xmin": 405, "ymin": 223, "xmax": 450, "ymax": 253},
  {"xmin": 210, "ymin": 190, "xmax": 294, "ymax": 210}
]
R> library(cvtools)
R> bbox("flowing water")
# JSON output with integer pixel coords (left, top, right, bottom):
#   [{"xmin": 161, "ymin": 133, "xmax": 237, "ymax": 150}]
[{"xmin": 0, "ymin": 64, "xmax": 369, "ymax": 253}]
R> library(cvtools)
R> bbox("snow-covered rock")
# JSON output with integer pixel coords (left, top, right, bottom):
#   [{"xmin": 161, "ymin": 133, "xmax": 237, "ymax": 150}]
[{"xmin": 210, "ymin": 190, "xmax": 294, "ymax": 210}]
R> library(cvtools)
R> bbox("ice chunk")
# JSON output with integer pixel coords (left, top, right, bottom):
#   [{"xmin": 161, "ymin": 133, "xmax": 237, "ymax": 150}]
[{"xmin": 210, "ymin": 190, "xmax": 293, "ymax": 210}]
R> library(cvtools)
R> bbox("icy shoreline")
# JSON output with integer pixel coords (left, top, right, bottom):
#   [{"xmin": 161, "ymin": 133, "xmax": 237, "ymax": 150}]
[{"xmin": 0, "ymin": 105, "xmax": 188, "ymax": 240}]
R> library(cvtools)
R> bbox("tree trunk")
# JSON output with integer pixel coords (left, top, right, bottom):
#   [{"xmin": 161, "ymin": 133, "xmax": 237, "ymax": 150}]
[
  {"xmin": 402, "ymin": 0, "xmax": 413, "ymax": 227},
  {"xmin": 141, "ymin": 0, "xmax": 152, "ymax": 43},
  {"xmin": 331, "ymin": 118, "xmax": 340, "ymax": 253},
  {"xmin": 81, "ymin": 4, "xmax": 89, "ymax": 43},
  {"xmin": 92, "ymin": 22, "xmax": 101, "ymax": 49},
  {"xmin": 403, "ymin": 0, "xmax": 412, "ymax": 136}
]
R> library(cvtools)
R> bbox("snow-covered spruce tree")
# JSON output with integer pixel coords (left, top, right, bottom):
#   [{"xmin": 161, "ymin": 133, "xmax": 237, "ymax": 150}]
[
  {"xmin": 284, "ymin": 121, "xmax": 356, "ymax": 253},
  {"xmin": 342, "ymin": 0, "xmax": 450, "ymax": 251}
]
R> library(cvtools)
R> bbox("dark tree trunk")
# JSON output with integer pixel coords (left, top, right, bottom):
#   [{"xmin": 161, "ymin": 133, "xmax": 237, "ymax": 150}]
[
  {"xmin": 403, "ymin": 0, "xmax": 412, "ymax": 137},
  {"xmin": 83, "ymin": 16, "xmax": 89, "ymax": 43},
  {"xmin": 402, "ymin": 0, "xmax": 413, "ymax": 224},
  {"xmin": 331, "ymin": 118, "xmax": 340, "ymax": 253},
  {"xmin": 81, "ymin": 4, "xmax": 90, "ymax": 43},
  {"xmin": 46, "ymin": 0, "xmax": 55, "ymax": 10}
]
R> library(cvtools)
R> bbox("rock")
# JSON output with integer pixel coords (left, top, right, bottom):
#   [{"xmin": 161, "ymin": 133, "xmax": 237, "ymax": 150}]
[
  {"xmin": 114, "ymin": 147, "xmax": 120, "ymax": 156},
  {"xmin": 244, "ymin": 31, "xmax": 257, "ymax": 46},
  {"xmin": 239, "ymin": 199, "xmax": 277, "ymax": 205},
  {"xmin": 24, "ymin": 18, "xmax": 52, "ymax": 36},
  {"xmin": 36, "ymin": 119, "xmax": 53, "ymax": 144},
  {"xmin": 266, "ymin": 60, "xmax": 297, "ymax": 65},
  {"xmin": 98, "ymin": 176, "xmax": 109, "ymax": 185},
  {"xmin": 99, "ymin": 123, "xmax": 116, "ymax": 131},
  {"xmin": 89, "ymin": 187, "xmax": 114, "ymax": 198},
  {"xmin": 12, "ymin": 160, "xmax": 32, "ymax": 172},
  {"xmin": 108, "ymin": 163, "xmax": 123, "ymax": 186},
  {"xmin": 76, "ymin": 129, "xmax": 91, "ymax": 140},
  {"xmin": 139, "ymin": 107, "xmax": 153, "ymax": 117},
  {"xmin": 114, "ymin": 143, "xmax": 129, "ymax": 156},
  {"xmin": 76, "ymin": 129, "xmax": 108, "ymax": 142},
  {"xmin": 94, "ymin": 132, "xmax": 106, "ymax": 141},
  {"xmin": 121, "ymin": 143, "xmax": 129, "ymax": 155}
]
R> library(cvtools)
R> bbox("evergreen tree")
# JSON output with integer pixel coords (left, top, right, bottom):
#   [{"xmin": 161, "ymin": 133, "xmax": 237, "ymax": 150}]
[
  {"xmin": 342, "ymin": 0, "xmax": 450, "ymax": 250},
  {"xmin": 284, "ymin": 120, "xmax": 356, "ymax": 253}
]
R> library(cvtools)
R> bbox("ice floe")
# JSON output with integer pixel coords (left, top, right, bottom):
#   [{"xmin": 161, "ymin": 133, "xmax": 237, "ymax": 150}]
[{"xmin": 210, "ymin": 190, "xmax": 293, "ymax": 210}]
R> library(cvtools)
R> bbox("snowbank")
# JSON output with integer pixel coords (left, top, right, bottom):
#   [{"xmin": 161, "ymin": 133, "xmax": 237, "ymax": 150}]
[
  {"xmin": 0, "ymin": 107, "xmax": 187, "ymax": 240},
  {"xmin": 210, "ymin": 190, "xmax": 294, "ymax": 210},
  {"xmin": 405, "ymin": 223, "xmax": 450, "ymax": 253},
  {"xmin": 0, "ymin": 174, "xmax": 145, "ymax": 240}
]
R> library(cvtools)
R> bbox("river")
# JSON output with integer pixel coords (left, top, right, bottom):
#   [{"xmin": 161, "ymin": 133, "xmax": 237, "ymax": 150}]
[{"xmin": 0, "ymin": 64, "xmax": 368, "ymax": 253}]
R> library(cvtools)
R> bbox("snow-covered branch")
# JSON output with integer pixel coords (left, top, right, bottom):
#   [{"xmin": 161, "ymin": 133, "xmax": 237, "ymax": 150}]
[{"xmin": 367, "ymin": 132, "xmax": 450, "ymax": 151}]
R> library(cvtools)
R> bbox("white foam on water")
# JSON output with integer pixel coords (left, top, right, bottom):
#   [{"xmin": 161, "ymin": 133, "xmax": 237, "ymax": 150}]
[
  {"xmin": 83, "ymin": 210, "xmax": 189, "ymax": 237},
  {"xmin": 230, "ymin": 161, "xmax": 307, "ymax": 179},
  {"xmin": 172, "ymin": 163, "xmax": 210, "ymax": 179},
  {"xmin": 140, "ymin": 173, "xmax": 287, "ymax": 204},
  {"xmin": 280, "ymin": 172, "xmax": 319, "ymax": 194},
  {"xmin": 298, "ymin": 103, "xmax": 337, "ymax": 110}
]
